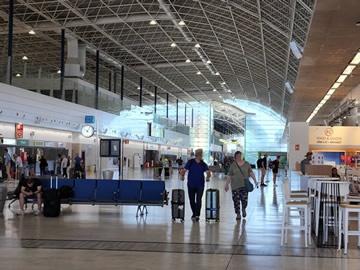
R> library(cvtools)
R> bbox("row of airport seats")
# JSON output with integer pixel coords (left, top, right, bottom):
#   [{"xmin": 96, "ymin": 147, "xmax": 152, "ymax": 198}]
[{"xmin": 40, "ymin": 178, "xmax": 167, "ymax": 216}]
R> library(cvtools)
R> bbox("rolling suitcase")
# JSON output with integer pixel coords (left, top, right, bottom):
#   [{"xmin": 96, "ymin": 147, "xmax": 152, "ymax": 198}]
[
  {"xmin": 171, "ymin": 189, "xmax": 185, "ymax": 222},
  {"xmin": 205, "ymin": 188, "xmax": 220, "ymax": 222},
  {"xmin": 43, "ymin": 189, "xmax": 61, "ymax": 217}
]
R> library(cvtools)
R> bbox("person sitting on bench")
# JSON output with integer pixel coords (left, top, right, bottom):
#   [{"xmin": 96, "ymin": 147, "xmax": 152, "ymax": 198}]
[{"xmin": 19, "ymin": 176, "xmax": 42, "ymax": 215}]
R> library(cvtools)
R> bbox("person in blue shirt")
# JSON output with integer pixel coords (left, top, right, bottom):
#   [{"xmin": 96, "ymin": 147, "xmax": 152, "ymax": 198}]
[{"xmin": 183, "ymin": 149, "xmax": 211, "ymax": 222}]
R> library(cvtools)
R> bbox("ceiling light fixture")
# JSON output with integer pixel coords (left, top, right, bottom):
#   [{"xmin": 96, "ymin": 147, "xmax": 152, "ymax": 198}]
[
  {"xmin": 170, "ymin": 42, "xmax": 177, "ymax": 47},
  {"xmin": 205, "ymin": 81, "xmax": 210, "ymax": 84},
  {"xmin": 194, "ymin": 43, "xmax": 201, "ymax": 48},
  {"xmin": 137, "ymin": 86, "xmax": 140, "ymax": 90},
  {"xmin": 28, "ymin": 29, "xmax": 36, "ymax": 35},
  {"xmin": 185, "ymin": 59, "xmax": 191, "ymax": 63},
  {"xmin": 196, "ymin": 71, "xmax": 201, "ymax": 75},
  {"xmin": 306, "ymin": 50, "xmax": 360, "ymax": 123},
  {"xmin": 178, "ymin": 20, "xmax": 185, "ymax": 26},
  {"xmin": 213, "ymin": 89, "xmax": 217, "ymax": 92},
  {"xmin": 285, "ymin": 81, "xmax": 294, "ymax": 94},
  {"xmin": 15, "ymin": 73, "xmax": 21, "ymax": 77},
  {"xmin": 215, "ymin": 72, "xmax": 220, "ymax": 76},
  {"xmin": 206, "ymin": 60, "xmax": 211, "ymax": 64},
  {"xmin": 289, "ymin": 40, "xmax": 303, "ymax": 60},
  {"xmin": 149, "ymin": 20, "xmax": 157, "ymax": 25},
  {"xmin": 57, "ymin": 69, "xmax": 61, "ymax": 74},
  {"xmin": 221, "ymin": 82, "xmax": 226, "ymax": 85},
  {"xmin": 22, "ymin": 56, "xmax": 28, "ymax": 60}
]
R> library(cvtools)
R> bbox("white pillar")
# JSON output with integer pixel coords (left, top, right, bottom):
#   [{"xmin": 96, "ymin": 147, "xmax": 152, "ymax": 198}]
[{"xmin": 288, "ymin": 122, "xmax": 309, "ymax": 171}]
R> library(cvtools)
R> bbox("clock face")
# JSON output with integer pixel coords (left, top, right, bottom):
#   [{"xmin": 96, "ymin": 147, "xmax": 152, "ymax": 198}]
[{"xmin": 81, "ymin": 125, "xmax": 95, "ymax": 138}]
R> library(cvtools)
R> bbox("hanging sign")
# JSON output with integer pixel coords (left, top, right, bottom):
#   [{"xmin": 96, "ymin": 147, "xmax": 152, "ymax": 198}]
[{"xmin": 15, "ymin": 123, "xmax": 24, "ymax": 139}]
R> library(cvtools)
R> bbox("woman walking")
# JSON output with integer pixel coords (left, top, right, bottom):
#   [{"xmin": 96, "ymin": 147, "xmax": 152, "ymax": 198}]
[{"xmin": 225, "ymin": 151, "xmax": 258, "ymax": 220}]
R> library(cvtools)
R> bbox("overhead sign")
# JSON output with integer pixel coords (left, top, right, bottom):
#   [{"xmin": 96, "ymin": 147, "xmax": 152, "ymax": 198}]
[
  {"xmin": 84, "ymin": 115, "xmax": 95, "ymax": 124},
  {"xmin": 15, "ymin": 123, "xmax": 24, "ymax": 139},
  {"xmin": 17, "ymin": 139, "xmax": 29, "ymax": 146},
  {"xmin": 309, "ymin": 126, "xmax": 360, "ymax": 146}
]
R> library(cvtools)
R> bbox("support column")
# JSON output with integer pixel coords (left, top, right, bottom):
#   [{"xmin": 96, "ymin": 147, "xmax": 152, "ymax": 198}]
[
  {"xmin": 166, "ymin": 93, "xmax": 169, "ymax": 118},
  {"xmin": 185, "ymin": 104, "xmax": 187, "ymax": 126},
  {"xmin": 120, "ymin": 65, "xmax": 124, "ymax": 101},
  {"xmin": 139, "ymin": 77, "xmax": 143, "ymax": 107},
  {"xmin": 6, "ymin": 0, "xmax": 14, "ymax": 85},
  {"xmin": 95, "ymin": 50, "xmax": 99, "ymax": 109},
  {"xmin": 113, "ymin": 71, "xmax": 117, "ymax": 93},
  {"xmin": 60, "ymin": 29, "xmax": 65, "ymax": 99},
  {"xmin": 176, "ymin": 99, "xmax": 179, "ymax": 123},
  {"xmin": 191, "ymin": 108, "xmax": 194, "ymax": 128},
  {"xmin": 154, "ymin": 86, "xmax": 157, "ymax": 114},
  {"xmin": 108, "ymin": 71, "xmax": 112, "ymax": 92}
]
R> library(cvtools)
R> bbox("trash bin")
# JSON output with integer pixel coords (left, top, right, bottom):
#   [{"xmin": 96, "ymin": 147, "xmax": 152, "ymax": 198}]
[
  {"xmin": 102, "ymin": 170, "xmax": 114, "ymax": 180},
  {"xmin": 0, "ymin": 184, "xmax": 7, "ymax": 216}
]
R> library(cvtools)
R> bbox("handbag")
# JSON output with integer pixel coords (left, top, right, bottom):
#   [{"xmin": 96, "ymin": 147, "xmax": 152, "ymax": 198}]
[{"xmin": 235, "ymin": 162, "xmax": 254, "ymax": 192}]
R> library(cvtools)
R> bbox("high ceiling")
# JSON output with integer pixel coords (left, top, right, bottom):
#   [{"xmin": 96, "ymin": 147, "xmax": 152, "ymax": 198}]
[
  {"xmin": 0, "ymin": 0, "xmax": 315, "ymax": 116},
  {"xmin": 289, "ymin": 0, "xmax": 360, "ymax": 124}
]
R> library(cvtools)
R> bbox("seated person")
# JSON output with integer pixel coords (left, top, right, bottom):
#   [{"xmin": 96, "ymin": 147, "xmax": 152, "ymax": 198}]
[
  {"xmin": 331, "ymin": 167, "xmax": 340, "ymax": 178},
  {"xmin": 19, "ymin": 176, "xmax": 42, "ymax": 215}
]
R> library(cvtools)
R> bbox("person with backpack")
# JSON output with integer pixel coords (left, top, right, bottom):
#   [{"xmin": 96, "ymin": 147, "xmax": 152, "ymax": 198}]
[
  {"xmin": 182, "ymin": 149, "xmax": 211, "ymax": 222},
  {"xmin": 225, "ymin": 151, "xmax": 258, "ymax": 220}
]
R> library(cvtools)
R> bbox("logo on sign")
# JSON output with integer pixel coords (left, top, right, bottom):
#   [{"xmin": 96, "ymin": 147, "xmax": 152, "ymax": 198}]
[{"xmin": 324, "ymin": 128, "xmax": 334, "ymax": 137}]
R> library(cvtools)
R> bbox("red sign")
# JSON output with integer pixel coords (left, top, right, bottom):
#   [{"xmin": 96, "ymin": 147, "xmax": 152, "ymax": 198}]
[
  {"xmin": 15, "ymin": 123, "xmax": 24, "ymax": 139},
  {"xmin": 295, "ymin": 144, "xmax": 300, "ymax": 151}
]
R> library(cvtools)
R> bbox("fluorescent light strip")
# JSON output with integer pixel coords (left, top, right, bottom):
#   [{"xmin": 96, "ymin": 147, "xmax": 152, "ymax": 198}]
[
  {"xmin": 337, "ymin": 74, "xmax": 347, "ymax": 83},
  {"xmin": 350, "ymin": 52, "xmax": 360, "ymax": 65},
  {"xmin": 343, "ymin": 64, "xmax": 356, "ymax": 75},
  {"xmin": 306, "ymin": 49, "xmax": 359, "ymax": 123}
]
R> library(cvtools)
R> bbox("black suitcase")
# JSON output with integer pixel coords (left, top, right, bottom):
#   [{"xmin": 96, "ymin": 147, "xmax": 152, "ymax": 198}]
[
  {"xmin": 43, "ymin": 189, "xmax": 61, "ymax": 217},
  {"xmin": 205, "ymin": 189, "xmax": 220, "ymax": 222},
  {"xmin": 171, "ymin": 189, "xmax": 185, "ymax": 222}
]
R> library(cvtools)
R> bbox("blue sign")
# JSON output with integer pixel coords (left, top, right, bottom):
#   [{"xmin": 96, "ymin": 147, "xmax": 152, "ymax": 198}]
[{"xmin": 85, "ymin": 115, "xmax": 95, "ymax": 124}]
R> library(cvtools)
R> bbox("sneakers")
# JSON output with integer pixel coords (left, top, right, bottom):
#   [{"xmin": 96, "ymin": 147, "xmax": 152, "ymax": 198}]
[
  {"xmin": 17, "ymin": 209, "xmax": 25, "ymax": 216},
  {"xmin": 195, "ymin": 216, "xmax": 200, "ymax": 222},
  {"xmin": 33, "ymin": 209, "xmax": 40, "ymax": 216},
  {"xmin": 260, "ymin": 183, "xmax": 267, "ymax": 187},
  {"xmin": 191, "ymin": 215, "xmax": 196, "ymax": 221},
  {"xmin": 242, "ymin": 209, "xmax": 247, "ymax": 218},
  {"xmin": 236, "ymin": 213, "xmax": 241, "ymax": 220}
]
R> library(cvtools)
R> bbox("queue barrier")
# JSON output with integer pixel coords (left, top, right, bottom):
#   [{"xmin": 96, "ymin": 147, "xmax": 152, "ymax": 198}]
[{"xmin": 41, "ymin": 177, "xmax": 167, "ymax": 217}]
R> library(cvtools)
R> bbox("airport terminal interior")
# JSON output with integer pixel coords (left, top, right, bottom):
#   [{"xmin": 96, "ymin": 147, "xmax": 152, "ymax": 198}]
[{"xmin": 0, "ymin": 0, "xmax": 360, "ymax": 269}]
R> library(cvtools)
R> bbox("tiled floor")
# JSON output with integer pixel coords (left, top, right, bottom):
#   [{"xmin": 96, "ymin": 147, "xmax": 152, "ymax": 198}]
[{"xmin": 0, "ymin": 169, "xmax": 359, "ymax": 270}]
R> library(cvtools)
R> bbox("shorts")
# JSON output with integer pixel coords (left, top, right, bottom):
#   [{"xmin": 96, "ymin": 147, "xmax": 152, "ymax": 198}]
[{"xmin": 272, "ymin": 168, "xmax": 279, "ymax": 174}]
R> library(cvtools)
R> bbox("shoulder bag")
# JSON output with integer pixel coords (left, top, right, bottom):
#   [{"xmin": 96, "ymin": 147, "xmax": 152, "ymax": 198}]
[{"xmin": 235, "ymin": 162, "xmax": 254, "ymax": 192}]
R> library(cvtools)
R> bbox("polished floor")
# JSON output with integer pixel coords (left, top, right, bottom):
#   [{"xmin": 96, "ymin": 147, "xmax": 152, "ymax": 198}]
[{"xmin": 0, "ymin": 169, "xmax": 359, "ymax": 270}]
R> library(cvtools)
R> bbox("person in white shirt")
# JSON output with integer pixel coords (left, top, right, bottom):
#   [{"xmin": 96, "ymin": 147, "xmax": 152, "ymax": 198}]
[{"xmin": 61, "ymin": 155, "xmax": 68, "ymax": 178}]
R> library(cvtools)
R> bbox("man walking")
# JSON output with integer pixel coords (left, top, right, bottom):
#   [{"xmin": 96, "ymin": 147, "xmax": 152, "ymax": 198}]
[{"xmin": 182, "ymin": 149, "xmax": 211, "ymax": 222}]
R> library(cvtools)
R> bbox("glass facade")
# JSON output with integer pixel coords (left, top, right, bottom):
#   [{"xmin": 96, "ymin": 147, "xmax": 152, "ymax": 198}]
[{"xmin": 225, "ymin": 99, "xmax": 287, "ymax": 165}]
